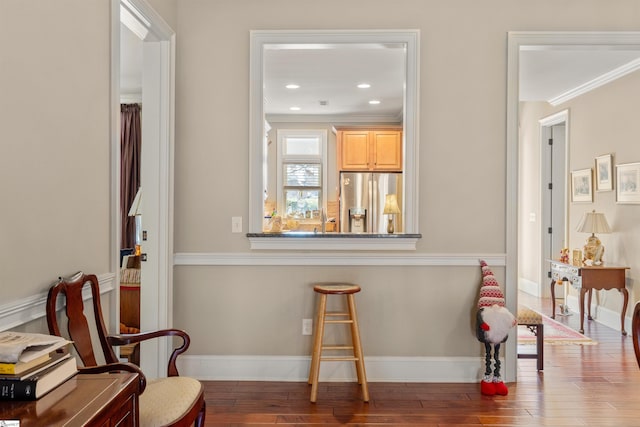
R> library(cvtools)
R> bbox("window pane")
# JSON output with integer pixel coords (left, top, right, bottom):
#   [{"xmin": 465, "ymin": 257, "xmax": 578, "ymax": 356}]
[
  {"xmin": 285, "ymin": 163, "xmax": 321, "ymax": 186},
  {"xmin": 284, "ymin": 137, "xmax": 320, "ymax": 155},
  {"xmin": 285, "ymin": 189, "xmax": 320, "ymax": 217}
]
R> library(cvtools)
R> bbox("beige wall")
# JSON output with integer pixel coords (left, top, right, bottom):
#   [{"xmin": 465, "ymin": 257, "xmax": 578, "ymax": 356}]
[
  {"xmin": 3, "ymin": 0, "xmax": 639, "ymax": 369},
  {"xmin": 0, "ymin": 0, "xmax": 112, "ymax": 303},
  {"xmin": 171, "ymin": 0, "xmax": 640, "ymax": 359},
  {"xmin": 519, "ymin": 71, "xmax": 640, "ymax": 317},
  {"xmin": 518, "ymin": 101, "xmax": 554, "ymax": 288}
]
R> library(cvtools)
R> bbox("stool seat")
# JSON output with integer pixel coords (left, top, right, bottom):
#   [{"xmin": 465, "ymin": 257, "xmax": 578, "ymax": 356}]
[
  {"xmin": 314, "ymin": 284, "xmax": 361, "ymax": 294},
  {"xmin": 309, "ymin": 282, "xmax": 368, "ymax": 403}
]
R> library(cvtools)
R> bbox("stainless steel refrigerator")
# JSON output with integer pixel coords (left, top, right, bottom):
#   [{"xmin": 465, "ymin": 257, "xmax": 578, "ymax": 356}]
[{"xmin": 339, "ymin": 172, "xmax": 403, "ymax": 233}]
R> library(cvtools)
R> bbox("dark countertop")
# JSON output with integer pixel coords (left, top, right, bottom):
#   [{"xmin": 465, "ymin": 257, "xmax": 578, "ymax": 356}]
[{"xmin": 247, "ymin": 232, "xmax": 422, "ymax": 238}]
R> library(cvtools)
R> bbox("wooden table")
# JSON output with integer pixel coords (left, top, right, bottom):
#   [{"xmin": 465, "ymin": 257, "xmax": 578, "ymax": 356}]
[
  {"xmin": 0, "ymin": 372, "xmax": 140, "ymax": 426},
  {"xmin": 550, "ymin": 260, "xmax": 629, "ymax": 335}
]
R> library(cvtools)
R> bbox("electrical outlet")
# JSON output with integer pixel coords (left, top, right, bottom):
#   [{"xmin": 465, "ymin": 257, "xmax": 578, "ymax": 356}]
[
  {"xmin": 302, "ymin": 318, "xmax": 313, "ymax": 335},
  {"xmin": 231, "ymin": 216, "xmax": 242, "ymax": 233}
]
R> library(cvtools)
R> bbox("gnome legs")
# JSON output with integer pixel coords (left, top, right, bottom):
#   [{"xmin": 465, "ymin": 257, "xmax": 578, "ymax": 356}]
[{"xmin": 481, "ymin": 342, "xmax": 508, "ymax": 396}]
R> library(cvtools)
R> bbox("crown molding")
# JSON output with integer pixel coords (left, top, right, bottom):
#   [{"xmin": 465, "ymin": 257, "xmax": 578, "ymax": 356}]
[{"xmin": 549, "ymin": 57, "xmax": 640, "ymax": 106}]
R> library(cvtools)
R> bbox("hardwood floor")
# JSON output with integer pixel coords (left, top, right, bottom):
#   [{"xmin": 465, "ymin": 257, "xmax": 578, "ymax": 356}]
[{"xmin": 202, "ymin": 294, "xmax": 640, "ymax": 426}]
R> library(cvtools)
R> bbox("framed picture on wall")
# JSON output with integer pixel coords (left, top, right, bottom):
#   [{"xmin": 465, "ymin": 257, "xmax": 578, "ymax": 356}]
[
  {"xmin": 571, "ymin": 168, "xmax": 593, "ymax": 202},
  {"xmin": 595, "ymin": 154, "xmax": 613, "ymax": 191},
  {"xmin": 616, "ymin": 162, "xmax": 640, "ymax": 204}
]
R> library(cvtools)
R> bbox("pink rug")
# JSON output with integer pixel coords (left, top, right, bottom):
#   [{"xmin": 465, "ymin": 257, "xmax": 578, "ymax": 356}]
[{"xmin": 518, "ymin": 313, "xmax": 596, "ymax": 345}]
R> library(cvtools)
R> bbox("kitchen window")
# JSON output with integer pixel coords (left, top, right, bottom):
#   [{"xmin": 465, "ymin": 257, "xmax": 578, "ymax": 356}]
[{"xmin": 277, "ymin": 130, "xmax": 327, "ymax": 219}]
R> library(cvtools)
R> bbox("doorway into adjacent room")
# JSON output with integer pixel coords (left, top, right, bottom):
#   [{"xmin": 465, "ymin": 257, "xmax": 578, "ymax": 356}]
[{"xmin": 114, "ymin": 0, "xmax": 176, "ymax": 378}]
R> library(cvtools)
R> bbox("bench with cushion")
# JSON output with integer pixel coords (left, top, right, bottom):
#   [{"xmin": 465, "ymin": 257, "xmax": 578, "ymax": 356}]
[{"xmin": 517, "ymin": 306, "xmax": 544, "ymax": 371}]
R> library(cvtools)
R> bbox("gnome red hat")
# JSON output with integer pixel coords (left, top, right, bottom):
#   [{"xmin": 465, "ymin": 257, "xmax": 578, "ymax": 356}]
[{"xmin": 478, "ymin": 260, "xmax": 505, "ymax": 308}]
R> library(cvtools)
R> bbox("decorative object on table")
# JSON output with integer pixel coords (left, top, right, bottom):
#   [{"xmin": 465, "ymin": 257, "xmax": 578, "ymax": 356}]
[
  {"xmin": 0, "ymin": 331, "xmax": 76, "ymax": 401},
  {"xmin": 0, "ymin": 356, "xmax": 77, "ymax": 401},
  {"xmin": 576, "ymin": 210, "xmax": 611, "ymax": 265},
  {"xmin": 269, "ymin": 215, "xmax": 282, "ymax": 232},
  {"xmin": 571, "ymin": 168, "xmax": 593, "ymax": 202},
  {"xmin": 616, "ymin": 162, "xmax": 640, "ymax": 204},
  {"xmin": 382, "ymin": 194, "xmax": 400, "ymax": 234},
  {"xmin": 475, "ymin": 260, "xmax": 516, "ymax": 396},
  {"xmin": 595, "ymin": 154, "xmax": 613, "ymax": 192},
  {"xmin": 572, "ymin": 249, "xmax": 582, "ymax": 266},
  {"xmin": 559, "ymin": 248, "xmax": 569, "ymax": 264},
  {"xmin": 0, "ymin": 332, "xmax": 70, "ymax": 367}
]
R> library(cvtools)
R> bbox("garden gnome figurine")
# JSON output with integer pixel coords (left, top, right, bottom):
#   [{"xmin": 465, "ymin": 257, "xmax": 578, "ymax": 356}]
[{"xmin": 476, "ymin": 260, "xmax": 516, "ymax": 396}]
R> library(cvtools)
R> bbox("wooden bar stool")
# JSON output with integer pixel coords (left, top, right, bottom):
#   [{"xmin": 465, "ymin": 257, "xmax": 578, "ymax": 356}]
[{"xmin": 308, "ymin": 283, "xmax": 369, "ymax": 403}]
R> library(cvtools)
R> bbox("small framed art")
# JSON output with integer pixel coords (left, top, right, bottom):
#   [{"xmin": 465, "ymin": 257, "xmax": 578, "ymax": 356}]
[
  {"xmin": 571, "ymin": 168, "xmax": 593, "ymax": 203},
  {"xmin": 616, "ymin": 162, "xmax": 640, "ymax": 204},
  {"xmin": 595, "ymin": 154, "xmax": 613, "ymax": 192}
]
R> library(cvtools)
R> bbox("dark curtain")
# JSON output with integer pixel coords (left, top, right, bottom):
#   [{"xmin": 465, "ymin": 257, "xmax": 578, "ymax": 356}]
[{"xmin": 121, "ymin": 104, "xmax": 142, "ymax": 250}]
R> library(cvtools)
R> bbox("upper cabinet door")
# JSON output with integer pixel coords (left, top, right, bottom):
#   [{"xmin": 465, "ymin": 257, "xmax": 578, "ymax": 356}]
[
  {"xmin": 371, "ymin": 131, "xmax": 402, "ymax": 170},
  {"xmin": 338, "ymin": 129, "xmax": 402, "ymax": 171},
  {"xmin": 339, "ymin": 130, "xmax": 371, "ymax": 170}
]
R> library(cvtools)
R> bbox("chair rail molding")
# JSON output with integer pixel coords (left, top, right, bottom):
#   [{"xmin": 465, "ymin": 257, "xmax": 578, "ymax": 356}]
[
  {"xmin": 173, "ymin": 252, "xmax": 507, "ymax": 266},
  {"xmin": 0, "ymin": 273, "xmax": 115, "ymax": 332}
]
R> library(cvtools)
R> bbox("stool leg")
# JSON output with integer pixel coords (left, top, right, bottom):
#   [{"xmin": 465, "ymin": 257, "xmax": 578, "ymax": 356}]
[
  {"xmin": 309, "ymin": 294, "xmax": 327, "ymax": 403},
  {"xmin": 347, "ymin": 294, "xmax": 369, "ymax": 402}
]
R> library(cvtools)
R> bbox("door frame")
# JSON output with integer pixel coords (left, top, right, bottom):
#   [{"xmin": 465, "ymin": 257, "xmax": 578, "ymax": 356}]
[
  {"xmin": 539, "ymin": 110, "xmax": 569, "ymax": 298},
  {"xmin": 111, "ymin": 0, "xmax": 175, "ymax": 378},
  {"xmin": 508, "ymin": 31, "xmax": 640, "ymax": 381}
]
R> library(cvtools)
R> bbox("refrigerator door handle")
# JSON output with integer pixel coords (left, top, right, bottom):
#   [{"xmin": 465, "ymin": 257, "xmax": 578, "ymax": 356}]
[{"xmin": 369, "ymin": 179, "xmax": 376, "ymax": 233}]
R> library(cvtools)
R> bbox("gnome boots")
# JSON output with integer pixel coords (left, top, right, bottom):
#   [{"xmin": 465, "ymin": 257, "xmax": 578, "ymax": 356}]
[{"xmin": 480, "ymin": 375, "xmax": 508, "ymax": 396}]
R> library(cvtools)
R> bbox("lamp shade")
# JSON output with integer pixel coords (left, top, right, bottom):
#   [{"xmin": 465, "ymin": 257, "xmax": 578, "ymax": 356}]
[
  {"xmin": 383, "ymin": 194, "xmax": 400, "ymax": 215},
  {"xmin": 128, "ymin": 187, "xmax": 142, "ymax": 216},
  {"xmin": 576, "ymin": 210, "xmax": 611, "ymax": 234}
]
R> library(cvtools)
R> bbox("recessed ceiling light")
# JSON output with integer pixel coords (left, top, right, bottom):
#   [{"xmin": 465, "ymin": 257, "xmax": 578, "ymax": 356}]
[
  {"xmin": 290, "ymin": 106, "xmax": 301, "ymax": 111},
  {"xmin": 285, "ymin": 84, "xmax": 300, "ymax": 89},
  {"xmin": 368, "ymin": 100, "xmax": 381, "ymax": 105},
  {"xmin": 357, "ymin": 83, "xmax": 371, "ymax": 89}
]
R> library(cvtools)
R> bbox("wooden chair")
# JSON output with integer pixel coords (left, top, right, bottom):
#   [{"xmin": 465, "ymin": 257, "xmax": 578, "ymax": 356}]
[
  {"xmin": 632, "ymin": 301, "xmax": 640, "ymax": 369},
  {"xmin": 46, "ymin": 272, "xmax": 205, "ymax": 427}
]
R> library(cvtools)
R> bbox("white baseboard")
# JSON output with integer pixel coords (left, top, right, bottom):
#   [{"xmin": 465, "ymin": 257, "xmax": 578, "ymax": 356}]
[
  {"xmin": 565, "ymin": 294, "xmax": 630, "ymax": 334},
  {"xmin": 177, "ymin": 355, "xmax": 488, "ymax": 383},
  {"xmin": 518, "ymin": 277, "xmax": 539, "ymax": 297}
]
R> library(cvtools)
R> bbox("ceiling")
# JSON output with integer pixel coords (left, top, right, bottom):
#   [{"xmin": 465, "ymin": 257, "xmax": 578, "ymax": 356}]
[
  {"xmin": 120, "ymin": 24, "xmax": 143, "ymax": 98},
  {"xmin": 120, "ymin": 26, "xmax": 640, "ymax": 113},
  {"xmin": 519, "ymin": 47, "xmax": 640, "ymax": 103}
]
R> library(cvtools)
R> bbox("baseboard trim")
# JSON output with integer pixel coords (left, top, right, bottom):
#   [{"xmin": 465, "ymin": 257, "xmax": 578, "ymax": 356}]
[
  {"xmin": 518, "ymin": 277, "xmax": 539, "ymax": 297},
  {"xmin": 565, "ymin": 294, "xmax": 630, "ymax": 334},
  {"xmin": 177, "ymin": 355, "xmax": 486, "ymax": 383},
  {"xmin": 0, "ymin": 273, "xmax": 115, "ymax": 332}
]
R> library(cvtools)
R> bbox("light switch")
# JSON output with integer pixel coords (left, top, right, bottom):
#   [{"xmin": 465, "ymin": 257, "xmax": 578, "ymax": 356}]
[{"xmin": 232, "ymin": 216, "xmax": 242, "ymax": 233}]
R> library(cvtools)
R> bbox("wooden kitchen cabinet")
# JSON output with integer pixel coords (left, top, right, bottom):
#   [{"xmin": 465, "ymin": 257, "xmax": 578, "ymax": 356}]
[{"xmin": 337, "ymin": 129, "xmax": 402, "ymax": 171}]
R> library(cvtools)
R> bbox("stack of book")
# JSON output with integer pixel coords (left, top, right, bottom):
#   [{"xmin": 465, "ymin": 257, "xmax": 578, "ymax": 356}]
[{"xmin": 0, "ymin": 331, "xmax": 77, "ymax": 400}]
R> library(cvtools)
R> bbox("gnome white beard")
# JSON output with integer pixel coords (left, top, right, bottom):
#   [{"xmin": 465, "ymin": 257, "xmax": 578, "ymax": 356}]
[{"xmin": 481, "ymin": 305, "xmax": 516, "ymax": 344}]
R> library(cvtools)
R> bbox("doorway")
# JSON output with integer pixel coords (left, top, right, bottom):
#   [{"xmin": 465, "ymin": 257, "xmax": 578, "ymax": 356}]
[
  {"xmin": 112, "ymin": 0, "xmax": 176, "ymax": 378},
  {"xmin": 539, "ymin": 111, "xmax": 568, "ymax": 300}
]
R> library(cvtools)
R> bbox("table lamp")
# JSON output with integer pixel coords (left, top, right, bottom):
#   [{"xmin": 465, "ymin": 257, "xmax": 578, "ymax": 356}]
[
  {"xmin": 576, "ymin": 210, "xmax": 611, "ymax": 265},
  {"xmin": 383, "ymin": 194, "xmax": 400, "ymax": 234}
]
